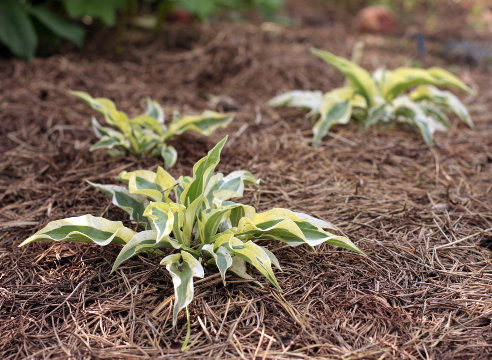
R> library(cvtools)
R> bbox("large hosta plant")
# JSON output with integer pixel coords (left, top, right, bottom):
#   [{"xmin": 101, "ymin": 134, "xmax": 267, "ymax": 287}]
[
  {"xmin": 72, "ymin": 91, "xmax": 234, "ymax": 168},
  {"xmin": 20, "ymin": 137, "xmax": 363, "ymax": 325},
  {"xmin": 268, "ymin": 48, "xmax": 474, "ymax": 145}
]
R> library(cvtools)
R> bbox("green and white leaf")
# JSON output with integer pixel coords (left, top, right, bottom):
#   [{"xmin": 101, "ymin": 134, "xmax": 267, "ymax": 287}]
[
  {"xmin": 88, "ymin": 181, "xmax": 150, "ymax": 227},
  {"xmin": 19, "ymin": 214, "xmax": 135, "ymax": 247},
  {"xmin": 392, "ymin": 96, "xmax": 448, "ymax": 145},
  {"xmin": 427, "ymin": 67, "xmax": 474, "ymax": 94},
  {"xmin": 143, "ymin": 202, "xmax": 185, "ymax": 247},
  {"xmin": 311, "ymin": 48, "xmax": 378, "ymax": 106},
  {"xmin": 161, "ymin": 251, "xmax": 204, "ymax": 325},
  {"xmin": 144, "ymin": 98, "xmax": 165, "ymax": 124},
  {"xmin": 120, "ymin": 167, "xmax": 176, "ymax": 202},
  {"xmin": 409, "ymin": 85, "xmax": 473, "ymax": 127},
  {"xmin": 313, "ymin": 87, "xmax": 354, "ymax": 145},
  {"xmin": 228, "ymin": 237, "xmax": 281, "ymax": 290},
  {"xmin": 202, "ymin": 244, "xmax": 233, "ymax": 284},
  {"xmin": 382, "ymin": 67, "xmax": 474, "ymax": 101},
  {"xmin": 111, "ymin": 230, "xmax": 173, "ymax": 273},
  {"xmin": 70, "ymin": 91, "xmax": 133, "ymax": 137},
  {"xmin": 167, "ymin": 111, "xmax": 234, "ymax": 139},
  {"xmin": 267, "ymin": 90, "xmax": 324, "ymax": 116}
]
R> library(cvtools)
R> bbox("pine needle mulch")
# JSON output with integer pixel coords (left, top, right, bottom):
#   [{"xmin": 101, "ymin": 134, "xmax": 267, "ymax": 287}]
[{"xmin": 1, "ymin": 4, "xmax": 492, "ymax": 359}]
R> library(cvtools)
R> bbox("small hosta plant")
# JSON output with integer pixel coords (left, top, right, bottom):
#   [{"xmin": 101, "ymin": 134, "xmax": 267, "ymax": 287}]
[
  {"xmin": 268, "ymin": 48, "xmax": 475, "ymax": 145},
  {"xmin": 71, "ymin": 91, "xmax": 234, "ymax": 168},
  {"xmin": 20, "ymin": 137, "xmax": 364, "ymax": 325}
]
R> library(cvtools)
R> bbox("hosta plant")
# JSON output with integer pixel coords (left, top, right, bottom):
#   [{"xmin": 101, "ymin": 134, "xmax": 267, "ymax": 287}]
[
  {"xmin": 268, "ymin": 48, "xmax": 474, "ymax": 145},
  {"xmin": 20, "ymin": 137, "xmax": 363, "ymax": 325},
  {"xmin": 72, "ymin": 91, "xmax": 234, "ymax": 168}
]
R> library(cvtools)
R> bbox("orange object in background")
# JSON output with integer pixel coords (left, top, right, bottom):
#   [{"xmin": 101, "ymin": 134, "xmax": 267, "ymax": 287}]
[{"xmin": 356, "ymin": 5, "xmax": 396, "ymax": 34}]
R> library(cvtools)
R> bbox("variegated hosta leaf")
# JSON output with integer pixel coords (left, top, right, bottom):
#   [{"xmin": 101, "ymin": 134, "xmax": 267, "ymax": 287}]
[
  {"xmin": 267, "ymin": 90, "xmax": 324, "ymax": 116},
  {"xmin": 420, "ymin": 103, "xmax": 451, "ymax": 128},
  {"xmin": 202, "ymin": 244, "xmax": 232, "ymax": 284},
  {"xmin": 228, "ymin": 256, "xmax": 261, "ymax": 285},
  {"xmin": 19, "ymin": 214, "xmax": 135, "ymax": 247},
  {"xmin": 236, "ymin": 208, "xmax": 364, "ymax": 254},
  {"xmin": 228, "ymin": 237, "xmax": 281, "ymax": 290},
  {"xmin": 292, "ymin": 211, "xmax": 337, "ymax": 231},
  {"xmin": 179, "ymin": 137, "xmax": 227, "ymax": 207},
  {"xmin": 311, "ymin": 48, "xmax": 378, "ymax": 107},
  {"xmin": 90, "ymin": 117, "xmax": 131, "ymax": 152},
  {"xmin": 382, "ymin": 67, "xmax": 473, "ymax": 101},
  {"xmin": 426, "ymin": 67, "xmax": 474, "ymax": 95},
  {"xmin": 88, "ymin": 181, "xmax": 151, "ymax": 227},
  {"xmin": 205, "ymin": 170, "xmax": 260, "ymax": 206},
  {"xmin": 409, "ymin": 85, "xmax": 473, "ymax": 128},
  {"xmin": 144, "ymin": 98, "xmax": 165, "ymax": 124},
  {"xmin": 198, "ymin": 204, "xmax": 242, "ymax": 245},
  {"xmin": 119, "ymin": 167, "xmax": 176, "ymax": 202},
  {"xmin": 130, "ymin": 115, "xmax": 165, "ymax": 136},
  {"xmin": 70, "ymin": 91, "xmax": 133, "ymax": 137},
  {"xmin": 143, "ymin": 202, "xmax": 185, "ymax": 247},
  {"xmin": 161, "ymin": 251, "xmax": 204, "ymax": 326},
  {"xmin": 372, "ymin": 67, "xmax": 390, "ymax": 91},
  {"xmin": 313, "ymin": 87, "xmax": 354, "ymax": 145},
  {"xmin": 392, "ymin": 96, "xmax": 448, "ymax": 145},
  {"xmin": 166, "ymin": 111, "xmax": 234, "ymax": 139},
  {"xmin": 366, "ymin": 103, "xmax": 393, "ymax": 127},
  {"xmin": 153, "ymin": 144, "xmax": 178, "ymax": 169},
  {"xmin": 111, "ymin": 230, "xmax": 172, "ymax": 273}
]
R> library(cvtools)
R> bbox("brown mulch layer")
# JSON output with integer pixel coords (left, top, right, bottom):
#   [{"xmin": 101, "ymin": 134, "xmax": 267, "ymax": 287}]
[{"xmin": 1, "ymin": 1, "xmax": 492, "ymax": 359}]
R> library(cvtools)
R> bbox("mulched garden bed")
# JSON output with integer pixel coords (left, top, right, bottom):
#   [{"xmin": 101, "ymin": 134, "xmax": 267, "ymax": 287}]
[{"xmin": 1, "ymin": 1, "xmax": 492, "ymax": 358}]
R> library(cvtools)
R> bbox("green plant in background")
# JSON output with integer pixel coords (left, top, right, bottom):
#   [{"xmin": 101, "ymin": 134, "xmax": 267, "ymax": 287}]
[
  {"xmin": 268, "ymin": 48, "xmax": 475, "ymax": 145},
  {"xmin": 71, "ymin": 91, "xmax": 234, "ymax": 168},
  {"xmin": 20, "ymin": 137, "xmax": 364, "ymax": 327},
  {"xmin": 0, "ymin": 0, "xmax": 85, "ymax": 59}
]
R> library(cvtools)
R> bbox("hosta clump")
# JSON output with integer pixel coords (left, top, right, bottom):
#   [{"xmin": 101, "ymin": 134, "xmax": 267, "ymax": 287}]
[
  {"xmin": 268, "ymin": 48, "xmax": 474, "ymax": 145},
  {"xmin": 72, "ymin": 91, "xmax": 234, "ymax": 168},
  {"xmin": 20, "ymin": 137, "xmax": 363, "ymax": 325}
]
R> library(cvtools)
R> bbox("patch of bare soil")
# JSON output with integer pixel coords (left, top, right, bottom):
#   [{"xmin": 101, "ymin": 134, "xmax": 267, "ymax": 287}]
[{"xmin": 1, "ymin": 1, "xmax": 492, "ymax": 359}]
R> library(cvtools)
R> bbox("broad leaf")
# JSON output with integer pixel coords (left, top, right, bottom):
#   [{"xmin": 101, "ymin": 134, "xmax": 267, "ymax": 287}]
[
  {"xmin": 167, "ymin": 111, "xmax": 234, "ymax": 139},
  {"xmin": 0, "ymin": 0, "xmax": 36, "ymax": 59},
  {"xmin": 311, "ymin": 48, "xmax": 378, "ymax": 107},
  {"xmin": 120, "ymin": 167, "xmax": 176, "ymax": 202},
  {"xmin": 19, "ymin": 215, "xmax": 135, "ymax": 247},
  {"xmin": 70, "ymin": 91, "xmax": 133, "ymax": 138},
  {"xmin": 267, "ymin": 90, "xmax": 324, "ymax": 116},
  {"xmin": 382, "ymin": 67, "xmax": 474, "ymax": 101},
  {"xmin": 28, "ymin": 6, "xmax": 84, "ymax": 47},
  {"xmin": 228, "ymin": 237, "xmax": 281, "ymax": 290},
  {"xmin": 409, "ymin": 85, "xmax": 473, "ymax": 127},
  {"xmin": 202, "ymin": 244, "xmax": 233, "ymax": 284},
  {"xmin": 143, "ymin": 202, "xmax": 185, "ymax": 246},
  {"xmin": 144, "ymin": 98, "xmax": 165, "ymax": 124},
  {"xmin": 161, "ymin": 251, "xmax": 204, "ymax": 325},
  {"xmin": 88, "ymin": 181, "xmax": 150, "ymax": 227},
  {"xmin": 313, "ymin": 87, "xmax": 354, "ymax": 145},
  {"xmin": 111, "ymin": 230, "xmax": 172, "ymax": 273},
  {"xmin": 392, "ymin": 96, "xmax": 447, "ymax": 145}
]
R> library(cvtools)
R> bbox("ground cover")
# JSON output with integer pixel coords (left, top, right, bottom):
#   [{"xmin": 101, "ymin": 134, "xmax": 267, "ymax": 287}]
[{"xmin": 1, "ymin": 1, "xmax": 492, "ymax": 358}]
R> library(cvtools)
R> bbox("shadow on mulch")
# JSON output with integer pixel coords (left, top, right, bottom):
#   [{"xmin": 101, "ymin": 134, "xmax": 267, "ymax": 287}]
[{"xmin": 1, "ymin": 1, "xmax": 492, "ymax": 359}]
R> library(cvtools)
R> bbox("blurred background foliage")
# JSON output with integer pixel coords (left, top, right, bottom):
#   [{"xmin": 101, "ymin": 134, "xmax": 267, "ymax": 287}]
[
  {"xmin": 1, "ymin": 0, "xmax": 491, "ymax": 59},
  {"xmin": 0, "ymin": 0, "xmax": 284, "ymax": 59}
]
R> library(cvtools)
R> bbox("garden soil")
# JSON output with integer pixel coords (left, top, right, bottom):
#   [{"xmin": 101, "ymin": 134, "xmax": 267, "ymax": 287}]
[{"xmin": 1, "ymin": 1, "xmax": 492, "ymax": 359}]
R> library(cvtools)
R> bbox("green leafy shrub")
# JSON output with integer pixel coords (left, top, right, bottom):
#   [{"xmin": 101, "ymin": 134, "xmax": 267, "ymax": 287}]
[
  {"xmin": 20, "ymin": 137, "xmax": 363, "ymax": 325},
  {"xmin": 268, "ymin": 48, "xmax": 475, "ymax": 145},
  {"xmin": 71, "ymin": 91, "xmax": 234, "ymax": 168},
  {"xmin": 152, "ymin": 0, "xmax": 284, "ymax": 22},
  {"xmin": 0, "ymin": 0, "xmax": 85, "ymax": 59},
  {"xmin": 0, "ymin": 0, "xmax": 131, "ymax": 59}
]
